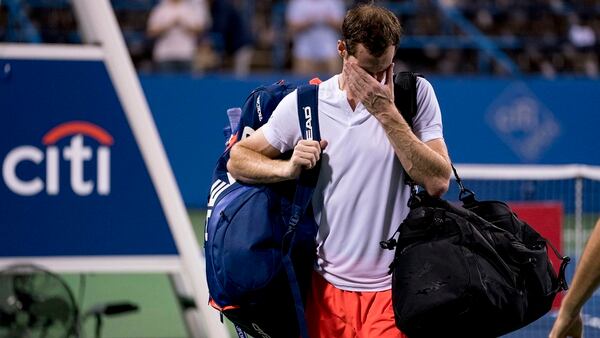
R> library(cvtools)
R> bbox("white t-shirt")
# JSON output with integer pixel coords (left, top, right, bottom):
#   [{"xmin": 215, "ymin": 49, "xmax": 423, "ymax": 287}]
[
  {"xmin": 286, "ymin": 0, "xmax": 345, "ymax": 60},
  {"xmin": 262, "ymin": 75, "xmax": 444, "ymax": 291},
  {"xmin": 148, "ymin": 0, "xmax": 210, "ymax": 62}
]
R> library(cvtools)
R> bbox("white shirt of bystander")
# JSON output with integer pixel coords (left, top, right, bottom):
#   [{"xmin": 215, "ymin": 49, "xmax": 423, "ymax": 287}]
[
  {"xmin": 148, "ymin": 0, "xmax": 210, "ymax": 62},
  {"xmin": 286, "ymin": 0, "xmax": 346, "ymax": 61}
]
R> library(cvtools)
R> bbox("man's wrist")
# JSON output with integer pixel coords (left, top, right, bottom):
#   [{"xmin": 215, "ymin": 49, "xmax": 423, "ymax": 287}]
[
  {"xmin": 559, "ymin": 299, "xmax": 582, "ymax": 319},
  {"xmin": 276, "ymin": 160, "xmax": 296, "ymax": 181},
  {"xmin": 374, "ymin": 105, "xmax": 406, "ymax": 125}
]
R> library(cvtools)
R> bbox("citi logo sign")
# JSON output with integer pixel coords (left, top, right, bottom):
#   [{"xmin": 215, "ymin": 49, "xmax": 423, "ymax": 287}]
[{"xmin": 2, "ymin": 121, "xmax": 112, "ymax": 196}]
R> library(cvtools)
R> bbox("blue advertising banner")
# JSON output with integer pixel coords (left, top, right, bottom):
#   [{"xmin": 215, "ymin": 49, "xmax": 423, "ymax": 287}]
[
  {"xmin": 139, "ymin": 74, "xmax": 600, "ymax": 207},
  {"xmin": 0, "ymin": 58, "xmax": 177, "ymax": 256},
  {"xmin": 433, "ymin": 77, "xmax": 600, "ymax": 166}
]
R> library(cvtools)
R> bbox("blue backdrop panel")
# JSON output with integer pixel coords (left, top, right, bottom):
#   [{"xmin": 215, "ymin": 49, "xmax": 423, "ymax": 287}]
[
  {"xmin": 140, "ymin": 74, "xmax": 600, "ymax": 207},
  {"xmin": 0, "ymin": 59, "xmax": 177, "ymax": 256},
  {"xmin": 437, "ymin": 77, "xmax": 600, "ymax": 165}
]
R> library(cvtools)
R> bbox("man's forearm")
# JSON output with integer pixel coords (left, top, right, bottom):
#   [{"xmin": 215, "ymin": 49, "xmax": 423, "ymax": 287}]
[
  {"xmin": 561, "ymin": 219, "xmax": 600, "ymax": 316},
  {"xmin": 227, "ymin": 144, "xmax": 291, "ymax": 184},
  {"xmin": 375, "ymin": 108, "xmax": 451, "ymax": 196}
]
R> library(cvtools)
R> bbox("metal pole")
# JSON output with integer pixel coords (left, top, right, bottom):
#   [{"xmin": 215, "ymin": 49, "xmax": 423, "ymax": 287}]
[
  {"xmin": 169, "ymin": 273, "xmax": 208, "ymax": 338},
  {"xmin": 70, "ymin": 1, "xmax": 229, "ymax": 336}
]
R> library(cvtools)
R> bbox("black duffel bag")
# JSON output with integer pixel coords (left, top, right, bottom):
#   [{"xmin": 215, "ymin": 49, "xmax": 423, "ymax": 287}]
[{"xmin": 381, "ymin": 168, "xmax": 570, "ymax": 338}]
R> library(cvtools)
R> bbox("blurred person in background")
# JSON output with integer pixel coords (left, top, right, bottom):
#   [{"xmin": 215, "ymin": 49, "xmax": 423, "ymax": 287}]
[
  {"xmin": 568, "ymin": 13, "xmax": 596, "ymax": 51},
  {"xmin": 286, "ymin": 0, "xmax": 345, "ymax": 76},
  {"xmin": 208, "ymin": 0, "xmax": 254, "ymax": 76},
  {"xmin": 567, "ymin": 13, "xmax": 599, "ymax": 77},
  {"xmin": 228, "ymin": 4, "xmax": 451, "ymax": 337},
  {"xmin": 549, "ymin": 218, "xmax": 600, "ymax": 338},
  {"xmin": 147, "ymin": 0, "xmax": 211, "ymax": 72}
]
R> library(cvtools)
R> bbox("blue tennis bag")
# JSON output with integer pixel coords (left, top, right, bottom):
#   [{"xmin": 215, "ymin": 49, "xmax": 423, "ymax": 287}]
[{"xmin": 204, "ymin": 81, "xmax": 321, "ymax": 338}]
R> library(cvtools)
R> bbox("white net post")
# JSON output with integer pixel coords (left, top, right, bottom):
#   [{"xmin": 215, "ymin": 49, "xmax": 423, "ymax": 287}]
[{"xmin": 575, "ymin": 177, "xmax": 584, "ymax": 258}]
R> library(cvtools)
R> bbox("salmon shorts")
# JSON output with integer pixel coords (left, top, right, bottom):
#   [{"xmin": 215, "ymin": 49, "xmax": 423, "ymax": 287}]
[{"xmin": 305, "ymin": 272, "xmax": 408, "ymax": 338}]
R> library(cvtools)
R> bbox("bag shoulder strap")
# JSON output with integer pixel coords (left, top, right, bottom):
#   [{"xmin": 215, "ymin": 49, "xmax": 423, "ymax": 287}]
[
  {"xmin": 394, "ymin": 71, "xmax": 420, "ymax": 190},
  {"xmin": 297, "ymin": 84, "xmax": 321, "ymax": 142},
  {"xmin": 279, "ymin": 83, "xmax": 319, "ymax": 338},
  {"xmin": 290, "ymin": 84, "xmax": 321, "ymax": 222},
  {"xmin": 394, "ymin": 71, "xmax": 421, "ymax": 129}
]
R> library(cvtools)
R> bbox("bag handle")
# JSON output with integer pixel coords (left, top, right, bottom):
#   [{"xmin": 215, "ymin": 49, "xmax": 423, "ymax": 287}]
[
  {"xmin": 451, "ymin": 164, "xmax": 476, "ymax": 203},
  {"xmin": 289, "ymin": 84, "xmax": 321, "ymax": 227},
  {"xmin": 452, "ymin": 164, "xmax": 570, "ymax": 292}
]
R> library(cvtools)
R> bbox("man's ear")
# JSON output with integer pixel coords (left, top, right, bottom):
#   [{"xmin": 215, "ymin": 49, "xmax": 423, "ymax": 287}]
[{"xmin": 337, "ymin": 40, "xmax": 346, "ymax": 58}]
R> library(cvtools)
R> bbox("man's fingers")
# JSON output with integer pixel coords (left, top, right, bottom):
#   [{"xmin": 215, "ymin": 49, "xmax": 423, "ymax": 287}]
[
  {"xmin": 386, "ymin": 63, "xmax": 395, "ymax": 101},
  {"xmin": 291, "ymin": 156, "xmax": 312, "ymax": 169},
  {"xmin": 292, "ymin": 153, "xmax": 317, "ymax": 169},
  {"xmin": 320, "ymin": 140, "xmax": 328, "ymax": 150},
  {"xmin": 296, "ymin": 140, "xmax": 323, "ymax": 153},
  {"xmin": 348, "ymin": 62, "xmax": 370, "ymax": 87},
  {"xmin": 296, "ymin": 150, "xmax": 318, "ymax": 163},
  {"xmin": 345, "ymin": 63, "xmax": 371, "ymax": 102},
  {"xmin": 347, "ymin": 81, "xmax": 364, "ymax": 101},
  {"xmin": 346, "ymin": 62, "xmax": 395, "ymax": 111},
  {"xmin": 347, "ymin": 74, "xmax": 370, "ymax": 102},
  {"xmin": 294, "ymin": 140, "xmax": 326, "ymax": 169},
  {"xmin": 350, "ymin": 62, "xmax": 370, "ymax": 85},
  {"xmin": 343, "ymin": 65, "xmax": 356, "ymax": 97}
]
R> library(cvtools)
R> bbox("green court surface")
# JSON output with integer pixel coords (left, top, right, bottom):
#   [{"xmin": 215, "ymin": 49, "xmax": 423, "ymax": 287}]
[
  {"xmin": 58, "ymin": 209, "xmax": 236, "ymax": 338},
  {"xmin": 62, "ymin": 273, "xmax": 188, "ymax": 338}
]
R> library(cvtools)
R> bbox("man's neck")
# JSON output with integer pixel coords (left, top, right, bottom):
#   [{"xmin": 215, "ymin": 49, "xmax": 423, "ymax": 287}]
[{"xmin": 338, "ymin": 73, "xmax": 358, "ymax": 110}]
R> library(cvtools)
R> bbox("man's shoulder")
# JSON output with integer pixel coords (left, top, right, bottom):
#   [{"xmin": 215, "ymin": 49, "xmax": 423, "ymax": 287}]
[
  {"xmin": 415, "ymin": 76, "xmax": 436, "ymax": 96},
  {"xmin": 272, "ymin": 75, "xmax": 339, "ymax": 111},
  {"xmin": 316, "ymin": 74, "xmax": 339, "ymax": 97},
  {"xmin": 320, "ymin": 74, "xmax": 339, "ymax": 87},
  {"xmin": 272, "ymin": 86, "xmax": 298, "ymax": 112}
]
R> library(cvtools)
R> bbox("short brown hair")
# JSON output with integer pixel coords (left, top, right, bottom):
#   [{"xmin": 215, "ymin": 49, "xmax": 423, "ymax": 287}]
[{"xmin": 342, "ymin": 4, "xmax": 402, "ymax": 57}]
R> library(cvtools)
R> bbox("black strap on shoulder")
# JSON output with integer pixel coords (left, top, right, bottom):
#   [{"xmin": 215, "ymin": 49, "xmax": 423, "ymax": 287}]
[
  {"xmin": 393, "ymin": 71, "xmax": 421, "ymax": 194},
  {"xmin": 394, "ymin": 71, "xmax": 420, "ymax": 129}
]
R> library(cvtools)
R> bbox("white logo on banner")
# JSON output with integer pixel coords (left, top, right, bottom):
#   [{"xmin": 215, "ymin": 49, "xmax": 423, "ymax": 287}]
[
  {"xmin": 486, "ymin": 83, "xmax": 560, "ymax": 162},
  {"xmin": 2, "ymin": 122, "xmax": 112, "ymax": 196}
]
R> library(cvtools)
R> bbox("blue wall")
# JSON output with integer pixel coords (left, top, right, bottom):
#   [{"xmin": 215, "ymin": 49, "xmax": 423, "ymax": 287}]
[{"xmin": 140, "ymin": 74, "xmax": 600, "ymax": 207}]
